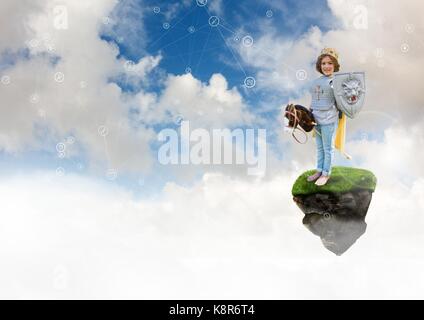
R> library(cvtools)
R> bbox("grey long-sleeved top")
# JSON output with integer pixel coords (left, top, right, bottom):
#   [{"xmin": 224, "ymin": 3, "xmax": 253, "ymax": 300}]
[{"xmin": 309, "ymin": 74, "xmax": 339, "ymax": 125}]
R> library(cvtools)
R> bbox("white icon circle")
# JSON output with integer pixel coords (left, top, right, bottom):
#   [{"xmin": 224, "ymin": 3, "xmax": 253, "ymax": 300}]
[
  {"xmin": 242, "ymin": 35, "xmax": 254, "ymax": 47},
  {"xmin": 54, "ymin": 72, "xmax": 65, "ymax": 83},
  {"xmin": 244, "ymin": 76, "xmax": 256, "ymax": 88},
  {"xmin": 98, "ymin": 125, "xmax": 108, "ymax": 137},
  {"xmin": 400, "ymin": 43, "xmax": 409, "ymax": 53},
  {"xmin": 296, "ymin": 69, "xmax": 308, "ymax": 81},
  {"xmin": 196, "ymin": 0, "xmax": 208, "ymax": 7},
  {"xmin": 208, "ymin": 16, "xmax": 220, "ymax": 27}
]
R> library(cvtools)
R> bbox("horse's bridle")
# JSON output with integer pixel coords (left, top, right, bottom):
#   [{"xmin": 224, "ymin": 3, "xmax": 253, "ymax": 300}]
[{"xmin": 284, "ymin": 104, "xmax": 318, "ymax": 144}]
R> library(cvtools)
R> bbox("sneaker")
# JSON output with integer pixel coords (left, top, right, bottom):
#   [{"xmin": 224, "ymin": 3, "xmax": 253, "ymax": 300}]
[
  {"xmin": 307, "ymin": 171, "xmax": 322, "ymax": 182},
  {"xmin": 315, "ymin": 175, "xmax": 330, "ymax": 186}
]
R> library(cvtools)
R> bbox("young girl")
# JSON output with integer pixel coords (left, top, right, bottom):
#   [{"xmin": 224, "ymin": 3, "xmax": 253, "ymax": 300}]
[{"xmin": 306, "ymin": 48, "xmax": 341, "ymax": 186}]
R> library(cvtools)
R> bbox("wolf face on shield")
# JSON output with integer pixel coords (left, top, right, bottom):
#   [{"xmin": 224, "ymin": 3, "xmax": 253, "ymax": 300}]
[{"xmin": 342, "ymin": 78, "xmax": 364, "ymax": 104}]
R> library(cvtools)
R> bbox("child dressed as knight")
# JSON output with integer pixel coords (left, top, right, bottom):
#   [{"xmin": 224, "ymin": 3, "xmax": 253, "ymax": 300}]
[{"xmin": 307, "ymin": 48, "xmax": 341, "ymax": 186}]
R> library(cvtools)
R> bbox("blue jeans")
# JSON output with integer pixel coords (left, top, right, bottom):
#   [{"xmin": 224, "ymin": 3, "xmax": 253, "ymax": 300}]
[{"xmin": 315, "ymin": 121, "xmax": 338, "ymax": 176}]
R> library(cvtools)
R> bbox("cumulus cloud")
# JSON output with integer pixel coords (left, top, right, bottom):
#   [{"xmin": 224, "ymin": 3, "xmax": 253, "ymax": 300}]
[
  {"xmin": 1, "ymin": 149, "xmax": 424, "ymax": 298},
  {"xmin": 158, "ymin": 73, "xmax": 254, "ymax": 128},
  {"xmin": 209, "ymin": 0, "xmax": 223, "ymax": 16},
  {"xmin": 0, "ymin": 0, "xmax": 160, "ymax": 176},
  {"xmin": 101, "ymin": 0, "xmax": 148, "ymax": 58},
  {"xmin": 0, "ymin": 0, "xmax": 259, "ymax": 178},
  {"xmin": 127, "ymin": 72, "xmax": 256, "ymax": 129},
  {"xmin": 119, "ymin": 54, "xmax": 163, "ymax": 89},
  {"xmin": 1, "ymin": 0, "xmax": 424, "ymax": 299},
  {"xmin": 0, "ymin": 0, "xmax": 45, "ymax": 53},
  {"xmin": 160, "ymin": 0, "xmax": 192, "ymax": 21}
]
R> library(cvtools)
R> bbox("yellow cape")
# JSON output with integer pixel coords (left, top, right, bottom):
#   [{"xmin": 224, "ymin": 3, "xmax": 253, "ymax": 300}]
[{"xmin": 312, "ymin": 113, "xmax": 352, "ymax": 159}]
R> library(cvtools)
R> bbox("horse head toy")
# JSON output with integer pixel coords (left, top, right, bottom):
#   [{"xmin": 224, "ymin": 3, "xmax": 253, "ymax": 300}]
[{"xmin": 284, "ymin": 103, "xmax": 317, "ymax": 144}]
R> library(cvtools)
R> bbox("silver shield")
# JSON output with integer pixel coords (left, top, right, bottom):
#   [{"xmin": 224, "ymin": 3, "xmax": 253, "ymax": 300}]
[{"xmin": 333, "ymin": 72, "xmax": 366, "ymax": 119}]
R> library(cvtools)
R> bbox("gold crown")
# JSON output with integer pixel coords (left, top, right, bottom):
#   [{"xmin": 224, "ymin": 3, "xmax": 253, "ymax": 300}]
[{"xmin": 321, "ymin": 47, "xmax": 339, "ymax": 61}]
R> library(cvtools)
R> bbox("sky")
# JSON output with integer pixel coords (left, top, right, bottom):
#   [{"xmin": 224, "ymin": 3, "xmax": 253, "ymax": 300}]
[{"xmin": 1, "ymin": 0, "xmax": 424, "ymax": 299}]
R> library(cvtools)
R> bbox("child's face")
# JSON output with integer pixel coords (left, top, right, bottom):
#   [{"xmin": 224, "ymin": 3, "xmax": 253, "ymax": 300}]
[{"xmin": 321, "ymin": 56, "xmax": 335, "ymax": 76}]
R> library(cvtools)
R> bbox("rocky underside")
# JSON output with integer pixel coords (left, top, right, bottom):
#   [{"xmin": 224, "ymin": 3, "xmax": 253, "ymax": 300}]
[{"xmin": 293, "ymin": 189, "xmax": 373, "ymax": 218}]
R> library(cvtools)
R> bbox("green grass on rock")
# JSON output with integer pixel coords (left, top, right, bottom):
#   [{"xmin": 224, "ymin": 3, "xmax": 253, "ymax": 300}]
[{"xmin": 292, "ymin": 166, "xmax": 377, "ymax": 196}]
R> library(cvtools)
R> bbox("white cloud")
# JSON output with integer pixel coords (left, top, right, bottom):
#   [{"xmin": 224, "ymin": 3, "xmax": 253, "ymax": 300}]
[
  {"xmin": 1, "ymin": 0, "xmax": 424, "ymax": 299},
  {"xmin": 101, "ymin": 0, "xmax": 148, "ymax": 58},
  {"xmin": 0, "ymin": 0, "xmax": 45, "ymax": 53},
  {"xmin": 162, "ymin": 0, "xmax": 192, "ymax": 21},
  {"xmin": 120, "ymin": 54, "xmax": 163, "ymax": 88},
  {"xmin": 0, "ymin": 0, "xmax": 160, "ymax": 176},
  {"xmin": 157, "ymin": 73, "xmax": 254, "ymax": 128},
  {"xmin": 209, "ymin": 0, "xmax": 223, "ymax": 16},
  {"xmin": 125, "ymin": 72, "xmax": 269, "ymax": 183},
  {"xmin": 0, "ymin": 0, "xmax": 263, "ymax": 179},
  {"xmin": 1, "ymin": 148, "xmax": 424, "ymax": 298}
]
